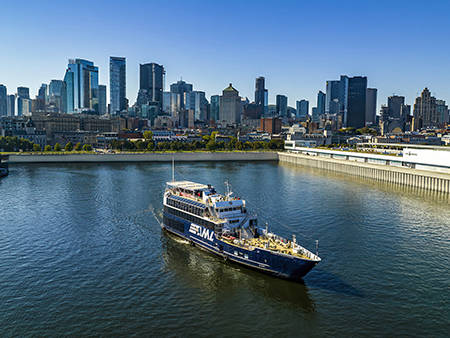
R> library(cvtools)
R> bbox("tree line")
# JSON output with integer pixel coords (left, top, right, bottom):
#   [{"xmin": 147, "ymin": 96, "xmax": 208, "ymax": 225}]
[{"xmin": 0, "ymin": 136, "xmax": 92, "ymax": 152}]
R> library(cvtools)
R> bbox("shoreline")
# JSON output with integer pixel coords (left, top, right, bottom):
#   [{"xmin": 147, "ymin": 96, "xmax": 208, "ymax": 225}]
[{"xmin": 6, "ymin": 151, "xmax": 279, "ymax": 163}]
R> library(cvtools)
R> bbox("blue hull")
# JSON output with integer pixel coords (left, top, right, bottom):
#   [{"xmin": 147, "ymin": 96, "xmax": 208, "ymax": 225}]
[{"xmin": 162, "ymin": 212, "xmax": 318, "ymax": 280}]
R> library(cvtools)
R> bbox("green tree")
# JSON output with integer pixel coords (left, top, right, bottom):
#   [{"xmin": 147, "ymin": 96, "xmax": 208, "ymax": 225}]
[
  {"xmin": 135, "ymin": 140, "xmax": 145, "ymax": 150},
  {"xmin": 143, "ymin": 130, "xmax": 153, "ymax": 140},
  {"xmin": 44, "ymin": 145, "xmax": 52, "ymax": 152},
  {"xmin": 65, "ymin": 141, "xmax": 73, "ymax": 151},
  {"xmin": 74, "ymin": 142, "xmax": 82, "ymax": 151},
  {"xmin": 54, "ymin": 143, "xmax": 62, "ymax": 151},
  {"xmin": 82, "ymin": 144, "xmax": 93, "ymax": 151},
  {"xmin": 147, "ymin": 140, "xmax": 155, "ymax": 151},
  {"xmin": 33, "ymin": 144, "xmax": 41, "ymax": 152}
]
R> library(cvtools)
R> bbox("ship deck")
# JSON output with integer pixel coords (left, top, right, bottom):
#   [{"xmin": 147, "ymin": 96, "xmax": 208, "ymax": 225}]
[{"xmin": 220, "ymin": 236, "xmax": 315, "ymax": 261}]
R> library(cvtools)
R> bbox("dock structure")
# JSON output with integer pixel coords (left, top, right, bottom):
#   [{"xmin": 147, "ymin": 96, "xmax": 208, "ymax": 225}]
[{"xmin": 278, "ymin": 151, "xmax": 450, "ymax": 194}]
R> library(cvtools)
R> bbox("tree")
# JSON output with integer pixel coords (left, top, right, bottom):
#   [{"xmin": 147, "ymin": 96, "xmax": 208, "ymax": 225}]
[
  {"xmin": 33, "ymin": 144, "xmax": 41, "ymax": 152},
  {"xmin": 82, "ymin": 144, "xmax": 93, "ymax": 151},
  {"xmin": 65, "ymin": 142, "xmax": 73, "ymax": 151},
  {"xmin": 147, "ymin": 140, "xmax": 155, "ymax": 151},
  {"xmin": 54, "ymin": 143, "xmax": 62, "ymax": 151},
  {"xmin": 135, "ymin": 140, "xmax": 146, "ymax": 150},
  {"xmin": 143, "ymin": 130, "xmax": 153, "ymax": 140},
  {"xmin": 44, "ymin": 145, "xmax": 52, "ymax": 152},
  {"xmin": 74, "ymin": 142, "xmax": 82, "ymax": 151}
]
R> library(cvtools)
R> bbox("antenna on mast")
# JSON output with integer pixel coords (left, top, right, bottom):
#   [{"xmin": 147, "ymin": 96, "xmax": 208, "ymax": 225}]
[{"xmin": 172, "ymin": 156, "xmax": 175, "ymax": 182}]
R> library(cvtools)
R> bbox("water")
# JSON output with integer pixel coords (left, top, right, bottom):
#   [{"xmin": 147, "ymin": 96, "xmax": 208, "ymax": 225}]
[{"xmin": 0, "ymin": 161, "xmax": 449, "ymax": 337}]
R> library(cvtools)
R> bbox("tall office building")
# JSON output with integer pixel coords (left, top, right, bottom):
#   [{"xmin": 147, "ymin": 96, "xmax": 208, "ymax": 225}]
[
  {"xmin": 210, "ymin": 95, "xmax": 220, "ymax": 122},
  {"xmin": 346, "ymin": 76, "xmax": 367, "ymax": 128},
  {"xmin": 255, "ymin": 76, "xmax": 268, "ymax": 114},
  {"xmin": 7, "ymin": 95, "xmax": 15, "ymax": 116},
  {"xmin": 276, "ymin": 95, "xmax": 288, "ymax": 117},
  {"xmin": 170, "ymin": 80, "xmax": 193, "ymax": 110},
  {"xmin": 64, "ymin": 59, "xmax": 99, "ymax": 113},
  {"xmin": 17, "ymin": 87, "xmax": 31, "ymax": 116},
  {"xmin": 184, "ymin": 91, "xmax": 208, "ymax": 121},
  {"xmin": 413, "ymin": 88, "xmax": 445, "ymax": 129},
  {"xmin": 109, "ymin": 57, "xmax": 126, "ymax": 114},
  {"xmin": 325, "ymin": 80, "xmax": 340, "ymax": 114},
  {"xmin": 365, "ymin": 88, "xmax": 377, "ymax": 125},
  {"xmin": 436, "ymin": 100, "xmax": 449, "ymax": 125},
  {"xmin": 219, "ymin": 83, "xmax": 242, "ymax": 124},
  {"xmin": 98, "ymin": 85, "xmax": 107, "ymax": 115},
  {"xmin": 48, "ymin": 80, "xmax": 66, "ymax": 113},
  {"xmin": 296, "ymin": 100, "xmax": 309, "ymax": 120},
  {"xmin": 139, "ymin": 63, "xmax": 165, "ymax": 108},
  {"xmin": 387, "ymin": 95, "xmax": 405, "ymax": 119},
  {"xmin": 162, "ymin": 92, "xmax": 181, "ymax": 116},
  {"xmin": 0, "ymin": 85, "xmax": 7, "ymax": 116},
  {"xmin": 317, "ymin": 91, "xmax": 326, "ymax": 116}
]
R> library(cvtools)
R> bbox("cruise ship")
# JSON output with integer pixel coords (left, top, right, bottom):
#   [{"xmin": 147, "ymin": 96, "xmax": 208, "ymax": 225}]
[{"xmin": 162, "ymin": 180, "xmax": 321, "ymax": 280}]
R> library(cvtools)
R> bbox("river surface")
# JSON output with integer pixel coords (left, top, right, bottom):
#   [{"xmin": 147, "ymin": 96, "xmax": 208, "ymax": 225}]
[{"xmin": 0, "ymin": 161, "xmax": 449, "ymax": 337}]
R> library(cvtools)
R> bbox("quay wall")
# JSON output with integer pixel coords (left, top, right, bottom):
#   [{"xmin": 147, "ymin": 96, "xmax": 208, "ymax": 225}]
[
  {"xmin": 7, "ymin": 151, "xmax": 278, "ymax": 163},
  {"xmin": 278, "ymin": 152, "xmax": 450, "ymax": 194}
]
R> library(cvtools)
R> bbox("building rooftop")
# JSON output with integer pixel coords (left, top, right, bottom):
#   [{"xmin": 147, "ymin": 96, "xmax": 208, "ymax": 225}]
[{"xmin": 167, "ymin": 180, "xmax": 210, "ymax": 191}]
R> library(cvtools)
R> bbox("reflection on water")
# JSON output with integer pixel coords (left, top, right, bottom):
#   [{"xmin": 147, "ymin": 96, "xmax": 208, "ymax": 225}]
[{"xmin": 161, "ymin": 232, "xmax": 316, "ymax": 313}]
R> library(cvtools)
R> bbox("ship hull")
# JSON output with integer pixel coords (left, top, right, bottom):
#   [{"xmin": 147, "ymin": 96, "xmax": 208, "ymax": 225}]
[{"xmin": 162, "ymin": 212, "xmax": 318, "ymax": 280}]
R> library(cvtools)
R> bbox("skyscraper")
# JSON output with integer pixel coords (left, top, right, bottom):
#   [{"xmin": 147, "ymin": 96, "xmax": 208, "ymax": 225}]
[
  {"xmin": 210, "ymin": 95, "xmax": 220, "ymax": 122},
  {"xmin": 325, "ymin": 80, "xmax": 340, "ymax": 114},
  {"xmin": 276, "ymin": 95, "xmax": 288, "ymax": 117},
  {"xmin": 413, "ymin": 88, "xmax": 445, "ymax": 129},
  {"xmin": 255, "ymin": 76, "xmax": 268, "ymax": 114},
  {"xmin": 7, "ymin": 95, "xmax": 15, "ymax": 116},
  {"xmin": 109, "ymin": 57, "xmax": 126, "ymax": 114},
  {"xmin": 317, "ymin": 90, "xmax": 326, "ymax": 116},
  {"xmin": 64, "ymin": 59, "xmax": 99, "ymax": 113},
  {"xmin": 98, "ymin": 85, "xmax": 107, "ymax": 115},
  {"xmin": 365, "ymin": 88, "xmax": 377, "ymax": 125},
  {"xmin": 184, "ymin": 91, "xmax": 208, "ymax": 121},
  {"xmin": 346, "ymin": 76, "xmax": 367, "ymax": 128},
  {"xmin": 0, "ymin": 85, "xmax": 7, "ymax": 116},
  {"xmin": 219, "ymin": 83, "xmax": 242, "ymax": 124},
  {"xmin": 296, "ymin": 100, "xmax": 309, "ymax": 120},
  {"xmin": 49, "ymin": 80, "xmax": 66, "ymax": 113},
  {"xmin": 17, "ymin": 87, "xmax": 31, "ymax": 116},
  {"xmin": 139, "ymin": 63, "xmax": 165, "ymax": 108}
]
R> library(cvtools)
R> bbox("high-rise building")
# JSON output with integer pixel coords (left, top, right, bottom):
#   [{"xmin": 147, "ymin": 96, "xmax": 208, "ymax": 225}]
[
  {"xmin": 387, "ymin": 95, "xmax": 405, "ymax": 119},
  {"xmin": 17, "ymin": 87, "xmax": 31, "ymax": 116},
  {"xmin": 346, "ymin": 76, "xmax": 367, "ymax": 128},
  {"xmin": 64, "ymin": 59, "xmax": 99, "ymax": 113},
  {"xmin": 325, "ymin": 80, "xmax": 340, "ymax": 114},
  {"xmin": 184, "ymin": 91, "xmax": 208, "ymax": 121},
  {"xmin": 98, "ymin": 85, "xmax": 107, "ymax": 115},
  {"xmin": 170, "ymin": 79, "xmax": 192, "ymax": 103},
  {"xmin": 7, "ymin": 95, "xmax": 15, "ymax": 116},
  {"xmin": 139, "ymin": 63, "xmax": 165, "ymax": 108},
  {"xmin": 48, "ymin": 80, "xmax": 66, "ymax": 113},
  {"xmin": 276, "ymin": 95, "xmax": 288, "ymax": 117},
  {"xmin": 260, "ymin": 117, "xmax": 282, "ymax": 134},
  {"xmin": 17, "ymin": 87, "xmax": 30, "ymax": 99},
  {"xmin": 296, "ymin": 100, "xmax": 309, "ymax": 120},
  {"xmin": 219, "ymin": 83, "xmax": 242, "ymax": 124},
  {"xmin": 0, "ymin": 85, "xmax": 7, "ymax": 116},
  {"xmin": 255, "ymin": 76, "xmax": 268, "ymax": 115},
  {"xmin": 109, "ymin": 57, "xmax": 126, "ymax": 114},
  {"xmin": 210, "ymin": 95, "xmax": 220, "ymax": 122},
  {"xmin": 317, "ymin": 91, "xmax": 326, "ymax": 116},
  {"xmin": 413, "ymin": 88, "xmax": 446, "ymax": 129},
  {"xmin": 311, "ymin": 107, "xmax": 319, "ymax": 123},
  {"xmin": 365, "ymin": 88, "xmax": 377, "ymax": 125}
]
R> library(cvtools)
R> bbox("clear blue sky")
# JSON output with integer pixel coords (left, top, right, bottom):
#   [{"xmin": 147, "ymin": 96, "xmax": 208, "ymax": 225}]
[{"xmin": 1, "ymin": 0, "xmax": 450, "ymax": 111}]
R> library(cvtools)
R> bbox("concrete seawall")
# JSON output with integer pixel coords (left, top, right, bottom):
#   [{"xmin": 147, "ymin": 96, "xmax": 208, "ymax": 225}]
[
  {"xmin": 278, "ymin": 152, "xmax": 450, "ymax": 194},
  {"xmin": 8, "ymin": 151, "xmax": 279, "ymax": 163}
]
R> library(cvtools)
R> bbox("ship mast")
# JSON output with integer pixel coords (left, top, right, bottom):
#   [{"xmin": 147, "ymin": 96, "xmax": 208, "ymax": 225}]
[{"xmin": 172, "ymin": 156, "xmax": 175, "ymax": 182}]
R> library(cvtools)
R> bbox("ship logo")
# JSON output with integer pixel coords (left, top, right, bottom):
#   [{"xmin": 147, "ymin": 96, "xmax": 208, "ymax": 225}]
[{"xmin": 189, "ymin": 223, "xmax": 214, "ymax": 241}]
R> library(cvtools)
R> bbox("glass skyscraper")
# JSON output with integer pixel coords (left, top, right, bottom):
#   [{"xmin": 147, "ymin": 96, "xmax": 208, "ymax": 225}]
[
  {"xmin": 109, "ymin": 57, "xmax": 126, "ymax": 114},
  {"xmin": 0, "ymin": 85, "xmax": 7, "ymax": 116},
  {"xmin": 64, "ymin": 59, "xmax": 99, "ymax": 113},
  {"xmin": 139, "ymin": 63, "xmax": 165, "ymax": 108}
]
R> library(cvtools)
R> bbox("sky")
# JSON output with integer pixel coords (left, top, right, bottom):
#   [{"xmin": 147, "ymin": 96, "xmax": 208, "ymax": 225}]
[{"xmin": 1, "ymin": 0, "xmax": 450, "ymax": 112}]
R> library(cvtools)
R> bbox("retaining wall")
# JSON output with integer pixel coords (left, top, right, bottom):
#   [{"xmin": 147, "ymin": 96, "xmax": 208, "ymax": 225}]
[
  {"xmin": 278, "ymin": 152, "xmax": 450, "ymax": 194},
  {"xmin": 8, "ymin": 151, "xmax": 278, "ymax": 163}
]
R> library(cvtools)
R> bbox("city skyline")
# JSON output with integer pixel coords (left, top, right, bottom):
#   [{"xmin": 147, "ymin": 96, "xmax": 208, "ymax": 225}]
[{"xmin": 1, "ymin": 0, "xmax": 450, "ymax": 111}]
